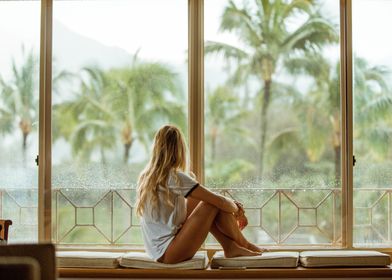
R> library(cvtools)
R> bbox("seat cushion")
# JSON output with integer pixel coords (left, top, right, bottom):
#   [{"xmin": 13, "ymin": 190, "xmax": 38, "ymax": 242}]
[
  {"xmin": 211, "ymin": 251, "xmax": 299, "ymax": 269},
  {"xmin": 300, "ymin": 250, "xmax": 391, "ymax": 267},
  {"xmin": 119, "ymin": 251, "xmax": 208, "ymax": 269},
  {"xmin": 56, "ymin": 251, "xmax": 123, "ymax": 268}
]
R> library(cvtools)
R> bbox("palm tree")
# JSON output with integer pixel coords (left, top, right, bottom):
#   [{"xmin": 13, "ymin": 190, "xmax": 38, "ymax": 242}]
[
  {"xmin": 0, "ymin": 46, "xmax": 38, "ymax": 160},
  {"xmin": 284, "ymin": 52, "xmax": 339, "ymax": 181},
  {"xmin": 108, "ymin": 56, "xmax": 185, "ymax": 163},
  {"xmin": 54, "ymin": 66, "xmax": 117, "ymax": 164},
  {"xmin": 286, "ymin": 53, "xmax": 391, "ymax": 183},
  {"xmin": 205, "ymin": 85, "xmax": 255, "ymax": 185},
  {"xmin": 0, "ymin": 81, "xmax": 15, "ymax": 136},
  {"xmin": 205, "ymin": 85, "xmax": 249, "ymax": 161},
  {"xmin": 353, "ymin": 57, "xmax": 392, "ymax": 160},
  {"xmin": 0, "ymin": 46, "xmax": 71, "ymax": 163},
  {"xmin": 55, "ymin": 57, "xmax": 186, "ymax": 164},
  {"xmin": 205, "ymin": 0, "xmax": 337, "ymax": 177}
]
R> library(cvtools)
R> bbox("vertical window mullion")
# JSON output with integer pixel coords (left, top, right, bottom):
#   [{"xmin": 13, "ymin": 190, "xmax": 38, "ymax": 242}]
[
  {"xmin": 188, "ymin": 0, "xmax": 204, "ymax": 184},
  {"xmin": 38, "ymin": 0, "xmax": 53, "ymax": 242},
  {"xmin": 340, "ymin": 0, "xmax": 353, "ymax": 249}
]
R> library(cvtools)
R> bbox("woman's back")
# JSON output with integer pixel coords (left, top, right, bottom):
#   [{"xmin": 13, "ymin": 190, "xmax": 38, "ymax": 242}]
[{"xmin": 140, "ymin": 170, "xmax": 199, "ymax": 261}]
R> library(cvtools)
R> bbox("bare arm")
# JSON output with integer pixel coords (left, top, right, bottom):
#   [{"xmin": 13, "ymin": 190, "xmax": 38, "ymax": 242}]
[{"xmin": 188, "ymin": 185, "xmax": 239, "ymax": 214}]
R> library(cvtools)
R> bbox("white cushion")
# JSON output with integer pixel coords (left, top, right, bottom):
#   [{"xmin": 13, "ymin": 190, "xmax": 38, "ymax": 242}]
[
  {"xmin": 300, "ymin": 250, "xmax": 391, "ymax": 267},
  {"xmin": 211, "ymin": 251, "xmax": 299, "ymax": 268},
  {"xmin": 119, "ymin": 251, "xmax": 208, "ymax": 269},
  {"xmin": 56, "ymin": 251, "xmax": 123, "ymax": 268}
]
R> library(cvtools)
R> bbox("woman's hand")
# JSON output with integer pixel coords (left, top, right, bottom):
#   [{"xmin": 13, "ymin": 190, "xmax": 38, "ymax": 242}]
[
  {"xmin": 224, "ymin": 196, "xmax": 239, "ymax": 213},
  {"xmin": 233, "ymin": 201, "xmax": 248, "ymax": 230},
  {"xmin": 233, "ymin": 201, "xmax": 244, "ymax": 214}
]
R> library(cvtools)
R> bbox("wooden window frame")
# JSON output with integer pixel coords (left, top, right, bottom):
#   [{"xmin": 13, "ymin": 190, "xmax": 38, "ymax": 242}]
[
  {"xmin": 38, "ymin": 0, "xmax": 53, "ymax": 242},
  {"xmin": 340, "ymin": 0, "xmax": 353, "ymax": 249},
  {"xmin": 35, "ymin": 0, "xmax": 388, "ymax": 252}
]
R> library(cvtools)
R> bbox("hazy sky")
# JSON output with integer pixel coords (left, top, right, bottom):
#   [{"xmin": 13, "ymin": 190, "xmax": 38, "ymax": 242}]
[{"xmin": 0, "ymin": 0, "xmax": 392, "ymax": 70}]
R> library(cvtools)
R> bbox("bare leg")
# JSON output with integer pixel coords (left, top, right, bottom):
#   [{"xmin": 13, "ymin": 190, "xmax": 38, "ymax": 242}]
[
  {"xmin": 187, "ymin": 198, "xmax": 262, "ymax": 255},
  {"xmin": 209, "ymin": 223, "xmax": 259, "ymax": 257},
  {"xmin": 215, "ymin": 211, "xmax": 263, "ymax": 253},
  {"xmin": 161, "ymin": 200, "xmax": 259, "ymax": 264},
  {"xmin": 160, "ymin": 201, "xmax": 219, "ymax": 264}
]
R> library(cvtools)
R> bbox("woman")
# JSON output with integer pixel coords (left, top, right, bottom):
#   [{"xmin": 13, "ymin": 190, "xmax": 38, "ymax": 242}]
[{"xmin": 136, "ymin": 125, "xmax": 263, "ymax": 264}]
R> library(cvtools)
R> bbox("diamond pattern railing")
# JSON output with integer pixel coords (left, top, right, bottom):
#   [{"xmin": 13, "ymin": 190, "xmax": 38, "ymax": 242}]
[
  {"xmin": 0, "ymin": 187, "xmax": 391, "ymax": 246},
  {"xmin": 213, "ymin": 188, "xmax": 342, "ymax": 245},
  {"xmin": 0, "ymin": 188, "xmax": 38, "ymax": 242},
  {"xmin": 352, "ymin": 188, "xmax": 392, "ymax": 245},
  {"xmin": 52, "ymin": 188, "xmax": 141, "ymax": 245}
]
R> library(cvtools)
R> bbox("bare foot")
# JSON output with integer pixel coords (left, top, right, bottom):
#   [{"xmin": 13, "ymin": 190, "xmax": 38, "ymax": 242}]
[
  {"xmin": 236, "ymin": 238, "xmax": 265, "ymax": 253},
  {"xmin": 244, "ymin": 242, "xmax": 265, "ymax": 253},
  {"xmin": 224, "ymin": 242, "xmax": 260, "ymax": 258}
]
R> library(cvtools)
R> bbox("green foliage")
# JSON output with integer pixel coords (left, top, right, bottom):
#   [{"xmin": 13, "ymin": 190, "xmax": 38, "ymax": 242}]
[
  {"xmin": 204, "ymin": 85, "xmax": 256, "ymax": 186},
  {"xmin": 353, "ymin": 57, "xmax": 392, "ymax": 160},
  {"xmin": 53, "ymin": 56, "xmax": 186, "ymax": 164},
  {"xmin": 0, "ymin": 46, "xmax": 38, "ymax": 154},
  {"xmin": 2, "ymin": 0, "xmax": 392, "ymax": 246},
  {"xmin": 206, "ymin": 0, "xmax": 338, "ymax": 176},
  {"xmin": 54, "ymin": 66, "xmax": 117, "ymax": 163}
]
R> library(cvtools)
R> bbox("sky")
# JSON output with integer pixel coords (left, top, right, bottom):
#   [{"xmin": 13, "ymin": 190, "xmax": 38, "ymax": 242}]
[{"xmin": 1, "ymin": 0, "xmax": 392, "ymax": 69}]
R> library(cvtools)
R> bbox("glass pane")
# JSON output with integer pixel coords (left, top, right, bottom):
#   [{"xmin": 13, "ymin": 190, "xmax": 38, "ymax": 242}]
[
  {"xmin": 353, "ymin": 0, "xmax": 392, "ymax": 247},
  {"xmin": 51, "ymin": 0, "xmax": 188, "ymax": 245},
  {"xmin": 204, "ymin": 0, "xmax": 341, "ymax": 245},
  {"xmin": 0, "ymin": 0, "xmax": 40, "ymax": 243}
]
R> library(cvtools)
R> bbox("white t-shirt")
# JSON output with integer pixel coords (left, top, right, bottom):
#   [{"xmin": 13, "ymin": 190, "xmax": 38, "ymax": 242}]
[{"xmin": 140, "ymin": 170, "xmax": 199, "ymax": 261}]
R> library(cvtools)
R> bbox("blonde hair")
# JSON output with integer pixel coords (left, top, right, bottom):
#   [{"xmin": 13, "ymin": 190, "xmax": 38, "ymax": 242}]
[{"xmin": 135, "ymin": 125, "xmax": 187, "ymax": 218}]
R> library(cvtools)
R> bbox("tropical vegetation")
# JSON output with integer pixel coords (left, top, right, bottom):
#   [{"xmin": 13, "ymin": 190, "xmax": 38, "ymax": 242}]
[
  {"xmin": 1, "ymin": 0, "xmax": 391, "ymax": 245},
  {"xmin": 205, "ymin": 0, "xmax": 338, "ymax": 177}
]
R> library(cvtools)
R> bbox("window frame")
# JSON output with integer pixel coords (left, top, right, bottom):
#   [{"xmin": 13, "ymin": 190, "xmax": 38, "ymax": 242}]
[{"xmin": 34, "ymin": 0, "xmax": 385, "ymax": 251}]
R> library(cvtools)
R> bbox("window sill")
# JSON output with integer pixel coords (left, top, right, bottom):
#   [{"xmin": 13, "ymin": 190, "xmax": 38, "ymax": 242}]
[{"xmin": 58, "ymin": 266, "xmax": 392, "ymax": 279}]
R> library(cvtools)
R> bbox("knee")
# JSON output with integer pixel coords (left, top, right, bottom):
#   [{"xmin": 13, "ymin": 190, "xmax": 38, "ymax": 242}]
[
  {"xmin": 198, "ymin": 201, "xmax": 219, "ymax": 216},
  {"xmin": 215, "ymin": 209, "xmax": 234, "ymax": 223}
]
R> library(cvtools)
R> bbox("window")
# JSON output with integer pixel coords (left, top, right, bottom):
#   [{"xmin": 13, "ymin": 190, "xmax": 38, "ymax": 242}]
[
  {"xmin": 1, "ymin": 0, "xmax": 391, "ymax": 251},
  {"xmin": 353, "ymin": 0, "xmax": 392, "ymax": 247},
  {"xmin": 51, "ymin": 0, "xmax": 188, "ymax": 245},
  {"xmin": 204, "ymin": 0, "xmax": 341, "ymax": 245},
  {"xmin": 0, "ymin": 0, "xmax": 40, "ymax": 242}
]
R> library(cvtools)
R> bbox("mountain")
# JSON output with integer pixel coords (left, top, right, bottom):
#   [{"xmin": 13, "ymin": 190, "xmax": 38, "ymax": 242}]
[
  {"xmin": 53, "ymin": 20, "xmax": 132, "ymax": 72},
  {"xmin": 0, "ymin": 19, "xmax": 133, "ymax": 79}
]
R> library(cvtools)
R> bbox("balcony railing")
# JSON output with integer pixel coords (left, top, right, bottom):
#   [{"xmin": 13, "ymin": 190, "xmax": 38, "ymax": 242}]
[{"xmin": 0, "ymin": 187, "xmax": 391, "ymax": 246}]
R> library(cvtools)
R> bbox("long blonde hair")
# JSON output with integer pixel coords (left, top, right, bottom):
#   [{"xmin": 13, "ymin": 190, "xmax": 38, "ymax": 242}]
[{"xmin": 136, "ymin": 125, "xmax": 187, "ymax": 218}]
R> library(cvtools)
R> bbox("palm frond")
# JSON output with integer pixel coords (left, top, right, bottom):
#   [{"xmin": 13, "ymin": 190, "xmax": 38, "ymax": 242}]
[
  {"xmin": 281, "ymin": 16, "xmax": 338, "ymax": 53},
  {"xmin": 281, "ymin": 0, "xmax": 314, "ymax": 20},
  {"xmin": 205, "ymin": 41, "xmax": 249, "ymax": 62},
  {"xmin": 0, "ymin": 108, "xmax": 14, "ymax": 134},
  {"xmin": 220, "ymin": 0, "xmax": 262, "ymax": 46}
]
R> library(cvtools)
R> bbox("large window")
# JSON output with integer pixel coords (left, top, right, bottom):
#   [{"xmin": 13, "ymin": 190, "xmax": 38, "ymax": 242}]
[
  {"xmin": 353, "ymin": 0, "xmax": 392, "ymax": 247},
  {"xmin": 1, "ymin": 0, "xmax": 391, "ymax": 250},
  {"xmin": 0, "ymin": 0, "xmax": 40, "ymax": 242},
  {"xmin": 204, "ymin": 0, "xmax": 341, "ymax": 245},
  {"xmin": 51, "ymin": 0, "xmax": 188, "ymax": 245}
]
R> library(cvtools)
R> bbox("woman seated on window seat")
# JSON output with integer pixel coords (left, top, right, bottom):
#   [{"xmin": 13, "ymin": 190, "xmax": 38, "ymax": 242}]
[{"xmin": 136, "ymin": 125, "xmax": 265, "ymax": 265}]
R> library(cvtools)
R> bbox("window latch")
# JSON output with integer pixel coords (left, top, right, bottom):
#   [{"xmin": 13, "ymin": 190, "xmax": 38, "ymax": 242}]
[
  {"xmin": 353, "ymin": 155, "xmax": 356, "ymax": 166},
  {"xmin": 35, "ymin": 155, "xmax": 39, "ymax": 166}
]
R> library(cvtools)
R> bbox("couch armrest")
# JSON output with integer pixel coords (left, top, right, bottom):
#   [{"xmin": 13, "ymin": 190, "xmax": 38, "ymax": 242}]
[{"xmin": 0, "ymin": 220, "xmax": 12, "ymax": 242}]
